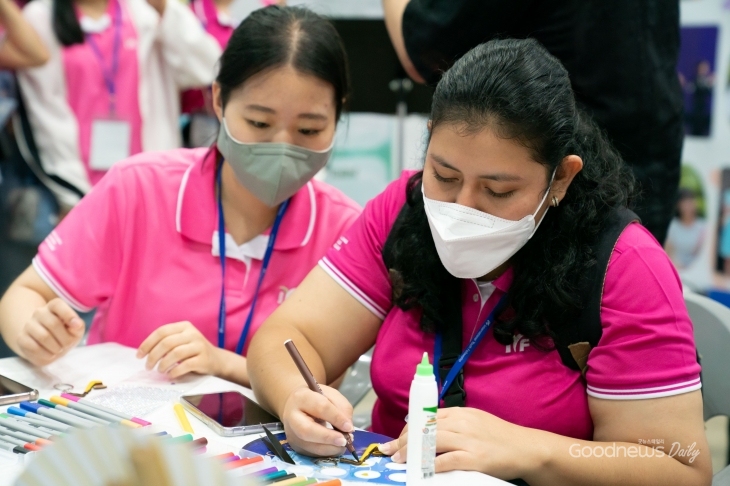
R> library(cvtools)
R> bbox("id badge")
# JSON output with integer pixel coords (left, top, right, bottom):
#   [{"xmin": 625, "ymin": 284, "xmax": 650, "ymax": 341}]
[{"xmin": 89, "ymin": 118, "xmax": 131, "ymax": 170}]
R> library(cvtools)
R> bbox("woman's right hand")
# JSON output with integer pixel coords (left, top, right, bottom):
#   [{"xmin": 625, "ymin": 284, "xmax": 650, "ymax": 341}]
[
  {"xmin": 281, "ymin": 384, "xmax": 355, "ymax": 457},
  {"xmin": 16, "ymin": 298, "xmax": 85, "ymax": 367}
]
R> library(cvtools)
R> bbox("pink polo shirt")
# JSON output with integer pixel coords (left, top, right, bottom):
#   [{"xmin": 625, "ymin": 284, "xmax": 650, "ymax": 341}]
[
  {"xmin": 62, "ymin": 0, "xmax": 143, "ymax": 185},
  {"xmin": 181, "ymin": 0, "xmax": 233, "ymax": 114},
  {"xmin": 320, "ymin": 171, "xmax": 701, "ymax": 439},
  {"xmin": 34, "ymin": 148, "xmax": 361, "ymax": 353}
]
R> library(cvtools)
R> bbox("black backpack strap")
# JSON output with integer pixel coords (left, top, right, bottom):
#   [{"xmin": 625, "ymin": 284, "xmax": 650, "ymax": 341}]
[
  {"xmin": 382, "ymin": 184, "xmax": 467, "ymax": 407},
  {"xmin": 437, "ymin": 291, "xmax": 466, "ymax": 408},
  {"xmin": 554, "ymin": 207, "xmax": 641, "ymax": 373}
]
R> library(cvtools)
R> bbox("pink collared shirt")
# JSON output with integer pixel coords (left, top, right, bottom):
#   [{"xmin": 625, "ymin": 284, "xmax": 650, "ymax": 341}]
[
  {"xmin": 62, "ymin": 0, "xmax": 143, "ymax": 185},
  {"xmin": 34, "ymin": 148, "xmax": 361, "ymax": 353},
  {"xmin": 320, "ymin": 171, "xmax": 702, "ymax": 439}
]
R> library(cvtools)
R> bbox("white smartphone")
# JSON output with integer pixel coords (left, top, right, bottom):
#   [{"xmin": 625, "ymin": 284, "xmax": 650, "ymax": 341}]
[
  {"xmin": 180, "ymin": 391, "xmax": 284, "ymax": 437},
  {"xmin": 0, "ymin": 375, "xmax": 39, "ymax": 406}
]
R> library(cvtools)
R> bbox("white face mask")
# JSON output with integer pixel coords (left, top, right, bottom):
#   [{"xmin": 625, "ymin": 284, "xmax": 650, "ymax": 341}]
[{"xmin": 422, "ymin": 172, "xmax": 555, "ymax": 279}]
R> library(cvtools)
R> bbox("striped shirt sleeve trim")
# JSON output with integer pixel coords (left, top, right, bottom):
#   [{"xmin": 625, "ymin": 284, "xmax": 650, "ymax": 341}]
[
  {"xmin": 319, "ymin": 258, "xmax": 387, "ymax": 320},
  {"xmin": 586, "ymin": 377, "xmax": 702, "ymax": 400},
  {"xmin": 33, "ymin": 257, "xmax": 93, "ymax": 313}
]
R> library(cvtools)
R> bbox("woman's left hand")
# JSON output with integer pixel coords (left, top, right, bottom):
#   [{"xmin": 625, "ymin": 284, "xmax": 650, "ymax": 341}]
[
  {"xmin": 137, "ymin": 321, "xmax": 227, "ymax": 379},
  {"xmin": 379, "ymin": 407, "xmax": 544, "ymax": 480}
]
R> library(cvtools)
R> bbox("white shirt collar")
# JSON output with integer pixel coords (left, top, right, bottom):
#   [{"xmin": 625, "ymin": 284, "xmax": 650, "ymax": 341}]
[
  {"xmin": 217, "ymin": 12, "xmax": 237, "ymax": 27},
  {"xmin": 211, "ymin": 232, "xmax": 270, "ymax": 267},
  {"xmin": 80, "ymin": 14, "xmax": 112, "ymax": 34}
]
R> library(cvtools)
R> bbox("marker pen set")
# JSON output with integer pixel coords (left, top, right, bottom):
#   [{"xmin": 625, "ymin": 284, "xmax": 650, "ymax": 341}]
[
  {"xmin": 0, "ymin": 413, "xmax": 57, "ymax": 454},
  {"xmin": 0, "ymin": 394, "xmax": 154, "ymax": 457},
  {"xmin": 217, "ymin": 453, "xmax": 343, "ymax": 486},
  {"xmin": 59, "ymin": 393, "xmax": 151, "ymax": 426},
  {"xmin": 8, "ymin": 396, "xmax": 147, "ymax": 428},
  {"xmin": 5, "ymin": 395, "xmax": 344, "ymax": 486}
]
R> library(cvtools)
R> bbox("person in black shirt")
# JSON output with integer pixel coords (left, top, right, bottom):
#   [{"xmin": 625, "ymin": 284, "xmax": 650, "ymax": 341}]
[{"xmin": 384, "ymin": 0, "xmax": 683, "ymax": 244}]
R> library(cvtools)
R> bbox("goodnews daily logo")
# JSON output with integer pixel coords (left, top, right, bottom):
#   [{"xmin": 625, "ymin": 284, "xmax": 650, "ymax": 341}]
[{"xmin": 569, "ymin": 442, "xmax": 701, "ymax": 463}]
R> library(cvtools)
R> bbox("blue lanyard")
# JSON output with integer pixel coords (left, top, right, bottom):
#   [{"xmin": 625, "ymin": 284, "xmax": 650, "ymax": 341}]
[
  {"xmin": 434, "ymin": 294, "xmax": 508, "ymax": 403},
  {"xmin": 216, "ymin": 161, "xmax": 290, "ymax": 354},
  {"xmin": 85, "ymin": 0, "xmax": 123, "ymax": 115}
]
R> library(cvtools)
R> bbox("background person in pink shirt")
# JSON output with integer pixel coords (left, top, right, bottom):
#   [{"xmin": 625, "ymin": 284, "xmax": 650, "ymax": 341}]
[
  {"xmin": 248, "ymin": 39, "xmax": 711, "ymax": 485},
  {"xmin": 17, "ymin": 0, "xmax": 221, "ymax": 212},
  {"xmin": 0, "ymin": 6, "xmax": 360, "ymax": 387},
  {"xmin": 181, "ymin": 0, "xmax": 286, "ymax": 147},
  {"xmin": 180, "ymin": 0, "xmax": 236, "ymax": 147}
]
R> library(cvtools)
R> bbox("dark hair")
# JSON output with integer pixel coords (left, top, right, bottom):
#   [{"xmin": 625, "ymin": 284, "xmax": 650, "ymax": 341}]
[
  {"xmin": 676, "ymin": 188, "xmax": 701, "ymax": 219},
  {"xmin": 53, "ymin": 0, "xmax": 85, "ymax": 46},
  {"xmin": 217, "ymin": 6, "xmax": 350, "ymax": 120},
  {"xmin": 387, "ymin": 39, "xmax": 636, "ymax": 348},
  {"xmin": 677, "ymin": 188, "xmax": 697, "ymax": 201}
]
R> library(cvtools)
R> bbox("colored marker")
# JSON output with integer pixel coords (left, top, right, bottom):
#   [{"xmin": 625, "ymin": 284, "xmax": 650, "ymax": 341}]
[
  {"xmin": 35, "ymin": 425, "xmax": 60, "ymax": 436},
  {"xmin": 221, "ymin": 455, "xmax": 240, "ymax": 463},
  {"xmin": 250, "ymin": 466, "xmax": 278, "ymax": 477},
  {"xmin": 165, "ymin": 434, "xmax": 193, "ymax": 444},
  {"xmin": 20, "ymin": 402, "xmax": 97, "ymax": 429},
  {"xmin": 49, "ymin": 396, "xmax": 140, "ymax": 428},
  {"xmin": 314, "ymin": 481, "xmax": 342, "ymax": 486},
  {"xmin": 2, "ymin": 416, "xmax": 58, "ymax": 436},
  {"xmin": 286, "ymin": 480, "xmax": 316, "ymax": 486},
  {"xmin": 173, "ymin": 403, "xmax": 194, "ymax": 434},
  {"xmin": 259, "ymin": 470, "xmax": 289, "ymax": 483},
  {"xmin": 0, "ymin": 435, "xmax": 42, "ymax": 452},
  {"xmin": 213, "ymin": 452, "xmax": 235, "ymax": 460},
  {"xmin": 228, "ymin": 460, "xmax": 272, "ymax": 476},
  {"xmin": 38, "ymin": 399, "xmax": 111, "ymax": 426},
  {"xmin": 0, "ymin": 441, "xmax": 29, "ymax": 454},
  {"xmin": 269, "ymin": 473, "xmax": 297, "ymax": 483},
  {"xmin": 5, "ymin": 409, "xmax": 72, "ymax": 432},
  {"xmin": 60, "ymin": 394, "xmax": 151, "ymax": 426},
  {"xmin": 0, "ymin": 425, "xmax": 52, "ymax": 445},
  {"xmin": 270, "ymin": 475, "xmax": 302, "ymax": 485},
  {"xmin": 224, "ymin": 455, "xmax": 264, "ymax": 470},
  {"xmin": 153, "ymin": 431, "xmax": 170, "ymax": 437},
  {"xmin": 0, "ymin": 416, "xmax": 53, "ymax": 439},
  {"xmin": 0, "ymin": 437, "xmax": 32, "ymax": 454},
  {"xmin": 253, "ymin": 467, "xmax": 279, "ymax": 477},
  {"xmin": 189, "ymin": 437, "xmax": 208, "ymax": 448}
]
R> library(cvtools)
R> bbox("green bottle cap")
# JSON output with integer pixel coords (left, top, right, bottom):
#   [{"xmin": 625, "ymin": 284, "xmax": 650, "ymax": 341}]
[{"xmin": 416, "ymin": 352, "xmax": 433, "ymax": 377}]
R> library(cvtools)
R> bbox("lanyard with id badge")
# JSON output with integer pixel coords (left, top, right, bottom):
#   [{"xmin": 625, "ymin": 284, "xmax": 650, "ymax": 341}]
[
  {"xmin": 87, "ymin": 0, "xmax": 130, "ymax": 171},
  {"xmin": 216, "ymin": 158, "xmax": 290, "ymax": 354}
]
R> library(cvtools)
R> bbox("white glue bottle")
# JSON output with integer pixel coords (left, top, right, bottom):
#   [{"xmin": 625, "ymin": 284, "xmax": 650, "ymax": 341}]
[{"xmin": 406, "ymin": 352, "xmax": 438, "ymax": 485}]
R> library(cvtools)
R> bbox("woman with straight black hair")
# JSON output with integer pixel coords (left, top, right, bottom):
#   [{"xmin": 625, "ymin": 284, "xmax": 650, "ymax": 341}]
[
  {"xmin": 248, "ymin": 39, "xmax": 712, "ymax": 485},
  {"xmin": 0, "ymin": 6, "xmax": 361, "ymax": 388},
  {"xmin": 17, "ymin": 0, "xmax": 220, "ymax": 210}
]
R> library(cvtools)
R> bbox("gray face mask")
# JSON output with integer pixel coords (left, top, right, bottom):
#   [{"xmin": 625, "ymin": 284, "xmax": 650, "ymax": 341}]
[{"xmin": 217, "ymin": 118, "xmax": 334, "ymax": 207}]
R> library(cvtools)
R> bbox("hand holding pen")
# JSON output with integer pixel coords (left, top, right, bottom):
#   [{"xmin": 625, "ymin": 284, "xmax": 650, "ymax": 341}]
[{"xmin": 284, "ymin": 339, "xmax": 359, "ymax": 462}]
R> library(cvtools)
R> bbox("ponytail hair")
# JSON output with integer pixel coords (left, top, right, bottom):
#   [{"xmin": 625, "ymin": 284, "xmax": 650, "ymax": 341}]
[
  {"xmin": 387, "ymin": 39, "xmax": 636, "ymax": 346},
  {"xmin": 53, "ymin": 0, "xmax": 84, "ymax": 46}
]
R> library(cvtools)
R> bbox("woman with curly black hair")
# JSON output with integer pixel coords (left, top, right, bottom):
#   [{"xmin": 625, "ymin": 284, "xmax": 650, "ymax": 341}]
[{"xmin": 248, "ymin": 38, "xmax": 711, "ymax": 485}]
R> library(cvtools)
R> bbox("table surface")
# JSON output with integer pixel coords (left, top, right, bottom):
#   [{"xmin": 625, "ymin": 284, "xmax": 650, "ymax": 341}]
[{"xmin": 0, "ymin": 343, "xmax": 509, "ymax": 486}]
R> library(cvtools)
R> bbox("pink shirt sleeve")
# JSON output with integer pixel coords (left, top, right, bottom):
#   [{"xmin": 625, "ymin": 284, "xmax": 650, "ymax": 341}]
[
  {"xmin": 33, "ymin": 166, "xmax": 128, "ymax": 312},
  {"xmin": 318, "ymin": 172, "xmax": 414, "ymax": 320},
  {"xmin": 586, "ymin": 224, "xmax": 702, "ymax": 399}
]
